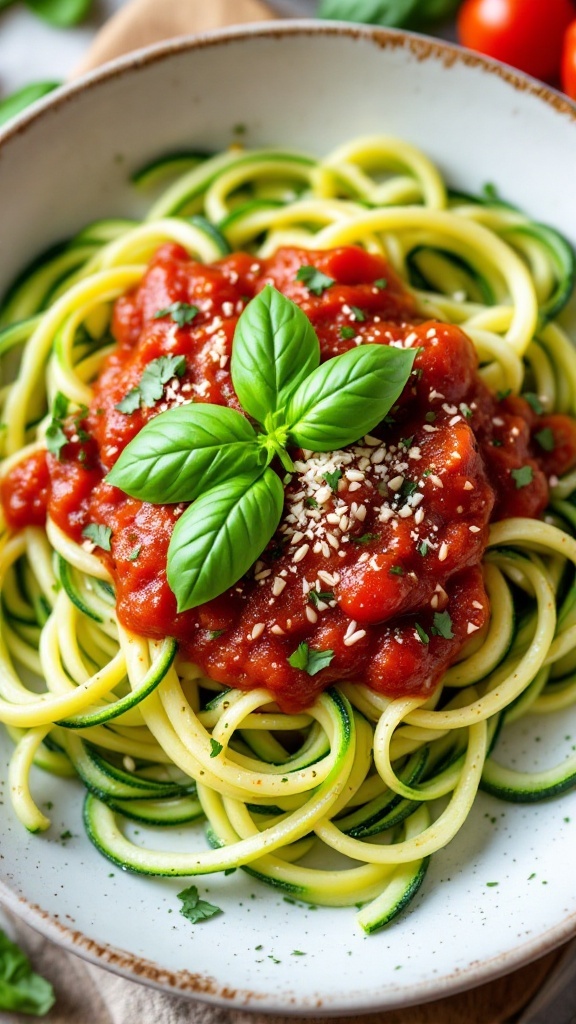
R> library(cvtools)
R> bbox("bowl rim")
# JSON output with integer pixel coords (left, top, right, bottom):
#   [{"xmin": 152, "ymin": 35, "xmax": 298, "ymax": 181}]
[
  {"xmin": 1, "ymin": 17, "xmax": 576, "ymax": 1016},
  {"xmin": 0, "ymin": 17, "xmax": 574, "ymax": 154}
]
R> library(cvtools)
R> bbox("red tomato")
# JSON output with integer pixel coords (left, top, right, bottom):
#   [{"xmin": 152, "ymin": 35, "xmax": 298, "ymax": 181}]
[
  {"xmin": 562, "ymin": 19, "xmax": 576, "ymax": 97},
  {"xmin": 457, "ymin": 0, "xmax": 576, "ymax": 82}
]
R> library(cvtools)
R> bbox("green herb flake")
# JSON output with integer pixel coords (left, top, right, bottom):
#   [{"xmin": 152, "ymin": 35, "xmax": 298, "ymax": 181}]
[
  {"xmin": 459, "ymin": 403, "xmax": 472, "ymax": 420},
  {"xmin": 418, "ymin": 541, "xmax": 428, "ymax": 556},
  {"xmin": 295, "ymin": 265, "xmax": 335, "ymax": 296},
  {"xmin": 535, "ymin": 427, "xmax": 555, "ymax": 452},
  {"xmin": 287, "ymin": 643, "xmax": 334, "ymax": 676},
  {"xmin": 340, "ymin": 326, "xmax": 356, "ymax": 340},
  {"xmin": 424, "ymin": 411, "xmax": 436, "ymax": 423},
  {"xmin": 511, "ymin": 465, "xmax": 534, "ymax": 489},
  {"xmin": 208, "ymin": 629, "xmax": 226, "ymax": 640},
  {"xmin": 351, "ymin": 532, "xmax": 379, "ymax": 545},
  {"xmin": 127, "ymin": 545, "xmax": 141, "ymax": 561},
  {"xmin": 116, "ymin": 354, "xmax": 187, "ymax": 413},
  {"xmin": 415, "ymin": 622, "xmax": 429, "ymax": 644},
  {"xmin": 486, "ymin": 881, "xmax": 499, "ymax": 887},
  {"xmin": 523, "ymin": 392, "xmax": 544, "ymax": 415},
  {"xmin": 399, "ymin": 435, "xmax": 414, "ymax": 449},
  {"xmin": 0, "ymin": 929, "xmax": 55, "ymax": 1015},
  {"xmin": 350, "ymin": 305, "xmax": 366, "ymax": 322},
  {"xmin": 431, "ymin": 610, "xmax": 454, "ymax": 639},
  {"xmin": 177, "ymin": 885, "xmax": 222, "ymax": 924},
  {"xmin": 323, "ymin": 469, "xmax": 342, "ymax": 490},
  {"xmin": 82, "ymin": 523, "xmax": 113, "ymax": 551},
  {"xmin": 153, "ymin": 301, "xmax": 199, "ymax": 328},
  {"xmin": 389, "ymin": 565, "xmax": 404, "ymax": 576},
  {"xmin": 305, "ymin": 496, "xmax": 319, "ymax": 508},
  {"xmin": 209, "ymin": 738, "xmax": 223, "ymax": 758},
  {"xmin": 497, "ymin": 388, "xmax": 512, "ymax": 401},
  {"xmin": 291, "ymin": 950, "xmax": 306, "ymax": 956},
  {"xmin": 45, "ymin": 421, "xmax": 69, "ymax": 460},
  {"xmin": 308, "ymin": 589, "xmax": 334, "ymax": 608},
  {"xmin": 374, "ymin": 278, "xmax": 387, "ymax": 289}
]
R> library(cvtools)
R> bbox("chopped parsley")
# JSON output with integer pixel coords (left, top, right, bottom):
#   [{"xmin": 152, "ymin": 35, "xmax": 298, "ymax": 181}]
[
  {"xmin": 323, "ymin": 469, "xmax": 342, "ymax": 490},
  {"xmin": 288, "ymin": 643, "xmax": 334, "ymax": 676},
  {"xmin": 415, "ymin": 622, "xmax": 430, "ymax": 644},
  {"xmin": 45, "ymin": 392, "xmax": 90, "ymax": 460},
  {"xmin": 177, "ymin": 885, "xmax": 222, "ymax": 923},
  {"xmin": 374, "ymin": 278, "xmax": 387, "ymax": 289},
  {"xmin": 523, "ymin": 392, "xmax": 544, "ymax": 415},
  {"xmin": 295, "ymin": 265, "xmax": 335, "ymax": 295},
  {"xmin": 389, "ymin": 565, "xmax": 404, "ymax": 576},
  {"xmin": 116, "ymin": 354, "xmax": 187, "ymax": 413},
  {"xmin": 535, "ymin": 427, "xmax": 555, "ymax": 452},
  {"xmin": 511, "ymin": 465, "xmax": 534, "ymax": 489},
  {"xmin": 82, "ymin": 523, "xmax": 112, "ymax": 551},
  {"xmin": 350, "ymin": 305, "xmax": 366, "ymax": 322},
  {"xmin": 127, "ymin": 545, "xmax": 141, "ymax": 561},
  {"xmin": 399, "ymin": 435, "xmax": 414, "ymax": 449},
  {"xmin": 418, "ymin": 541, "xmax": 429, "ymax": 557},
  {"xmin": 431, "ymin": 610, "xmax": 454, "ymax": 639},
  {"xmin": 0, "ymin": 929, "xmax": 55, "ymax": 1015},
  {"xmin": 208, "ymin": 629, "xmax": 226, "ymax": 640},
  {"xmin": 351, "ymin": 532, "xmax": 379, "ymax": 545},
  {"xmin": 400, "ymin": 479, "xmax": 417, "ymax": 500},
  {"xmin": 153, "ymin": 301, "xmax": 199, "ymax": 327},
  {"xmin": 497, "ymin": 388, "xmax": 512, "ymax": 401},
  {"xmin": 340, "ymin": 325, "xmax": 356, "ymax": 340},
  {"xmin": 305, "ymin": 496, "xmax": 319, "ymax": 508},
  {"xmin": 209, "ymin": 738, "xmax": 223, "ymax": 758},
  {"xmin": 308, "ymin": 589, "xmax": 334, "ymax": 608}
]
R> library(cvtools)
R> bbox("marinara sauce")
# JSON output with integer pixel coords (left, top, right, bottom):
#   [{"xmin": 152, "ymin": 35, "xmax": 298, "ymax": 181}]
[{"xmin": 3, "ymin": 244, "xmax": 576, "ymax": 712}]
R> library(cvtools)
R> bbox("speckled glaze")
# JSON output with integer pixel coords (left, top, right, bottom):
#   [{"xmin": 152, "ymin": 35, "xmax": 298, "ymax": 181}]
[{"xmin": 0, "ymin": 22, "xmax": 575, "ymax": 1015}]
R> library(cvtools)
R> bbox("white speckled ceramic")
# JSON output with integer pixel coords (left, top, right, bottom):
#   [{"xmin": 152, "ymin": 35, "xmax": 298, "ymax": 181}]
[{"xmin": 0, "ymin": 22, "xmax": 576, "ymax": 1016}]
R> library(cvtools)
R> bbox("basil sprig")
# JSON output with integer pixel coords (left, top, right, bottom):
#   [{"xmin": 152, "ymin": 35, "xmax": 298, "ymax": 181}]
[{"xmin": 107, "ymin": 286, "xmax": 415, "ymax": 612}]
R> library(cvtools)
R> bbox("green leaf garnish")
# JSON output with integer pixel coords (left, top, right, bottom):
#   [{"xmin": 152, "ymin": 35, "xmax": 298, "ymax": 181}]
[
  {"xmin": 0, "ymin": 929, "xmax": 55, "ymax": 1015},
  {"xmin": 418, "ymin": 541, "xmax": 428, "ymax": 556},
  {"xmin": 431, "ymin": 610, "xmax": 454, "ymax": 639},
  {"xmin": 523, "ymin": 392, "xmax": 544, "ymax": 415},
  {"xmin": 535, "ymin": 427, "xmax": 555, "ymax": 452},
  {"xmin": 167, "ymin": 470, "xmax": 284, "ymax": 611},
  {"xmin": 209, "ymin": 738, "xmax": 223, "ymax": 757},
  {"xmin": 295, "ymin": 265, "xmax": 335, "ymax": 296},
  {"xmin": 389, "ymin": 565, "xmax": 404, "ymax": 576},
  {"xmin": 415, "ymin": 622, "xmax": 429, "ymax": 644},
  {"xmin": 351, "ymin": 532, "xmax": 379, "ymax": 545},
  {"xmin": 340, "ymin": 326, "xmax": 357, "ymax": 340},
  {"xmin": 108, "ymin": 287, "xmax": 415, "ymax": 613},
  {"xmin": 116, "ymin": 354, "xmax": 187, "ymax": 413},
  {"xmin": 177, "ymin": 885, "xmax": 222, "ymax": 924},
  {"xmin": 308, "ymin": 589, "xmax": 334, "ymax": 607},
  {"xmin": 350, "ymin": 306, "xmax": 366, "ymax": 322},
  {"xmin": 374, "ymin": 278, "xmax": 387, "ymax": 289},
  {"xmin": 153, "ymin": 301, "xmax": 199, "ymax": 327},
  {"xmin": 511, "ymin": 466, "xmax": 534, "ymax": 489},
  {"xmin": 82, "ymin": 523, "xmax": 112, "ymax": 551},
  {"xmin": 127, "ymin": 545, "xmax": 141, "ymax": 561},
  {"xmin": 288, "ymin": 643, "xmax": 334, "ymax": 676},
  {"xmin": 0, "ymin": 81, "xmax": 60, "ymax": 127}
]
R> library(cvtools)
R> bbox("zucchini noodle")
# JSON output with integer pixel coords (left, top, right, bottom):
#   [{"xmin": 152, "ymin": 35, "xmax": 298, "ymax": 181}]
[{"xmin": 1, "ymin": 136, "xmax": 576, "ymax": 935}]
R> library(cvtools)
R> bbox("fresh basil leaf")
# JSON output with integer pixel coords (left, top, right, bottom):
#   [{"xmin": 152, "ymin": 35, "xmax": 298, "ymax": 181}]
[
  {"xmin": 231, "ymin": 285, "xmax": 320, "ymax": 428},
  {"xmin": 107, "ymin": 404, "xmax": 265, "ymax": 504},
  {"xmin": 0, "ymin": 82, "xmax": 60, "ymax": 127},
  {"xmin": 318, "ymin": 0, "xmax": 420, "ymax": 28},
  {"xmin": 177, "ymin": 886, "xmax": 222, "ymax": 924},
  {"xmin": 431, "ymin": 611, "xmax": 454, "ymax": 639},
  {"xmin": 24, "ymin": 0, "xmax": 92, "ymax": 26},
  {"xmin": 286, "ymin": 343, "xmax": 416, "ymax": 450},
  {"xmin": 0, "ymin": 929, "xmax": 55, "ymax": 1015},
  {"xmin": 167, "ymin": 469, "xmax": 284, "ymax": 611}
]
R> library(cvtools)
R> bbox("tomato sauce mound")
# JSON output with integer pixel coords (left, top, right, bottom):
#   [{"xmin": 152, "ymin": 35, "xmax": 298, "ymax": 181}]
[{"xmin": 3, "ymin": 243, "xmax": 576, "ymax": 713}]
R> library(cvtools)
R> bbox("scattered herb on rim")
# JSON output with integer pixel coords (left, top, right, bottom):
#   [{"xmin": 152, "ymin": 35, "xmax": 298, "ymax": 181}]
[{"xmin": 177, "ymin": 886, "xmax": 222, "ymax": 923}]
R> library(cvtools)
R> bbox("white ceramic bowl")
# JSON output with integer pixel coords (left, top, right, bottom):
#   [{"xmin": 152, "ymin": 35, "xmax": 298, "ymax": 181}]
[{"xmin": 1, "ymin": 21, "xmax": 576, "ymax": 1016}]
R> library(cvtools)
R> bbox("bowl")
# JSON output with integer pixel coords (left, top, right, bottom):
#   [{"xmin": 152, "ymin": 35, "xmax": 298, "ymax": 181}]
[{"xmin": 1, "ymin": 20, "xmax": 576, "ymax": 1016}]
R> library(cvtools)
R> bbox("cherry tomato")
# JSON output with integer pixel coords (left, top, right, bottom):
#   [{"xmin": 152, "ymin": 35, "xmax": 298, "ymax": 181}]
[
  {"xmin": 457, "ymin": 0, "xmax": 576, "ymax": 82},
  {"xmin": 562, "ymin": 19, "xmax": 576, "ymax": 97}
]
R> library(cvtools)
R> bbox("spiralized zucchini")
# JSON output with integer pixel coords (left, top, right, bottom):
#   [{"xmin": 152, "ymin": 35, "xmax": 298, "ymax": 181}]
[{"xmin": 1, "ymin": 135, "xmax": 576, "ymax": 934}]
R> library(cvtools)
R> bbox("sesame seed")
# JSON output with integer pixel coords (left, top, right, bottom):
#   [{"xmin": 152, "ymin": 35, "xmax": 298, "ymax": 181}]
[
  {"xmin": 270, "ymin": 625, "xmax": 285, "ymax": 636},
  {"xmin": 388, "ymin": 475, "xmax": 404, "ymax": 492},
  {"xmin": 250, "ymin": 623, "xmax": 265, "ymax": 640},
  {"xmin": 469, "ymin": 525, "xmax": 481, "ymax": 534},
  {"xmin": 344, "ymin": 629, "xmax": 367, "ymax": 647},
  {"xmin": 348, "ymin": 481, "xmax": 362, "ymax": 492},
  {"xmin": 346, "ymin": 469, "xmax": 365, "ymax": 482},
  {"xmin": 344, "ymin": 620, "xmax": 358, "ymax": 641},
  {"xmin": 293, "ymin": 543, "xmax": 310, "ymax": 563},
  {"xmin": 429, "ymin": 475, "xmax": 443, "ymax": 488},
  {"xmin": 272, "ymin": 577, "xmax": 286, "ymax": 597},
  {"xmin": 414, "ymin": 508, "xmax": 425, "ymax": 525},
  {"xmin": 306, "ymin": 606, "xmax": 318, "ymax": 624},
  {"xmin": 431, "ymin": 594, "xmax": 439, "ymax": 608},
  {"xmin": 438, "ymin": 542, "xmax": 449, "ymax": 562}
]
